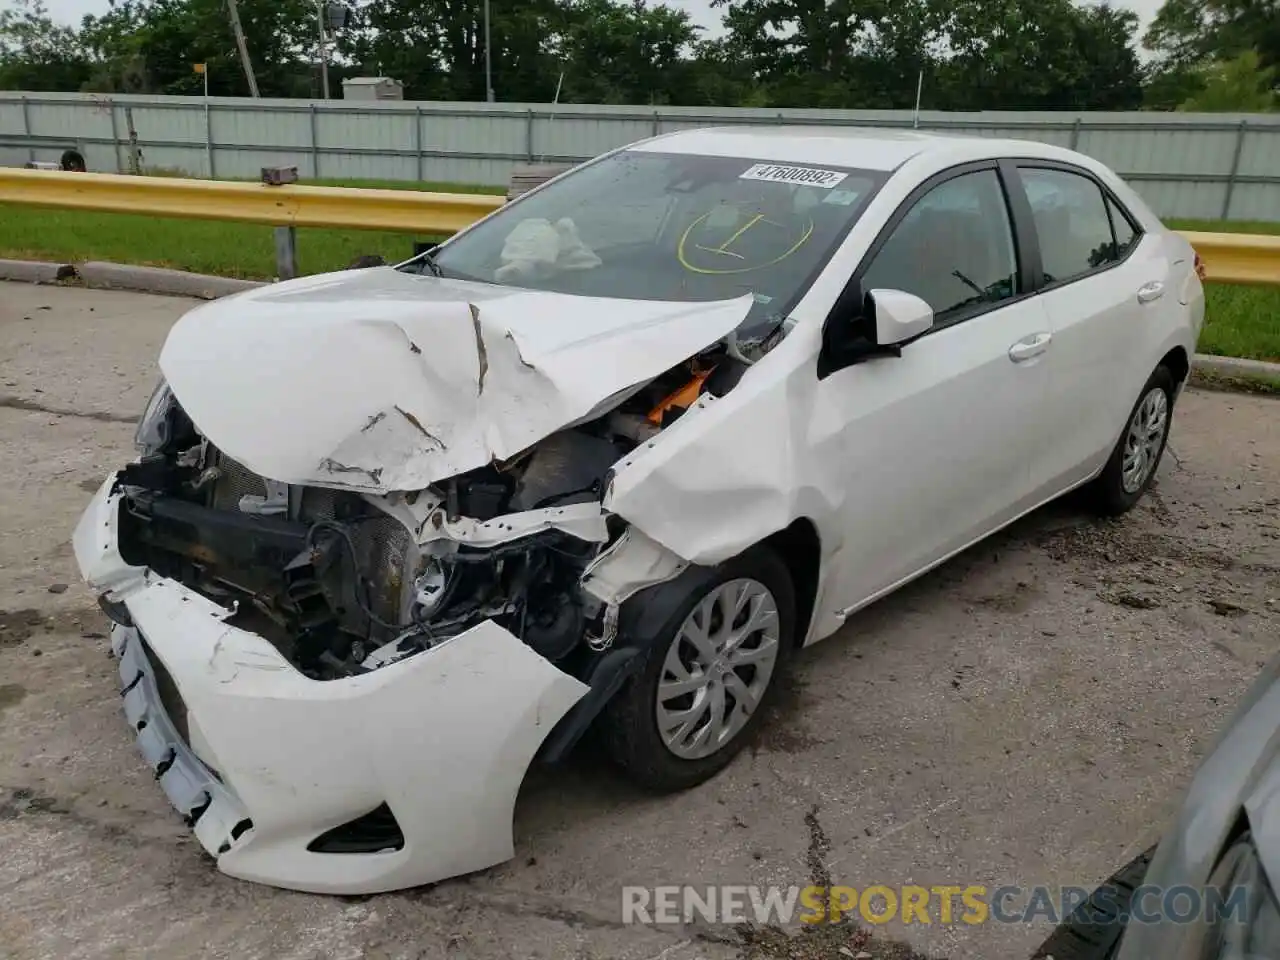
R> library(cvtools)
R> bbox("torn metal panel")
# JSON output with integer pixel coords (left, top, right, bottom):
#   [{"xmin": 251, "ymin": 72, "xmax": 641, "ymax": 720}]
[
  {"xmin": 579, "ymin": 526, "xmax": 688, "ymax": 606},
  {"xmin": 372, "ymin": 492, "xmax": 608, "ymax": 548},
  {"xmin": 605, "ymin": 327, "xmax": 843, "ymax": 569},
  {"xmin": 418, "ymin": 501, "xmax": 610, "ymax": 548},
  {"xmin": 159, "ymin": 267, "xmax": 752, "ymax": 493}
]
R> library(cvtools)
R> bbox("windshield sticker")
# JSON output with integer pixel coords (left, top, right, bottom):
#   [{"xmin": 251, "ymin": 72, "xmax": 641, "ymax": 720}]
[
  {"xmin": 823, "ymin": 188, "xmax": 863, "ymax": 206},
  {"xmin": 740, "ymin": 163, "xmax": 848, "ymax": 189}
]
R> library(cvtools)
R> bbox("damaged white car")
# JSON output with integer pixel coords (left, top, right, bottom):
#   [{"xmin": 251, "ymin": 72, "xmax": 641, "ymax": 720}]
[{"xmin": 74, "ymin": 127, "xmax": 1203, "ymax": 895}]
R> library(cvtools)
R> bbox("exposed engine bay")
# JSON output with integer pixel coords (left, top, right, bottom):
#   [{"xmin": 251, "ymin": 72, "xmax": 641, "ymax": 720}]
[{"xmin": 116, "ymin": 347, "xmax": 752, "ymax": 682}]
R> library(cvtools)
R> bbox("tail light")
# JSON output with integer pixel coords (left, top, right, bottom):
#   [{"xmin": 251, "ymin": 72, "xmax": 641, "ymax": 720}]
[{"xmin": 1194, "ymin": 252, "xmax": 1207, "ymax": 281}]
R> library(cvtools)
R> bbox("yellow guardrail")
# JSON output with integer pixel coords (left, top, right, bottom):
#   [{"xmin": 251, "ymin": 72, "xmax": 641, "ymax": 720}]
[
  {"xmin": 0, "ymin": 167, "xmax": 504, "ymax": 234},
  {"xmin": 1178, "ymin": 231, "xmax": 1280, "ymax": 286},
  {"xmin": 2, "ymin": 168, "xmax": 1279, "ymax": 286}
]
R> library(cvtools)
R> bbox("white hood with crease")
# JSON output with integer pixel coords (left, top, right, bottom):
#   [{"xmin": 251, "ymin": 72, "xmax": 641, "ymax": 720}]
[{"xmin": 159, "ymin": 268, "xmax": 752, "ymax": 493}]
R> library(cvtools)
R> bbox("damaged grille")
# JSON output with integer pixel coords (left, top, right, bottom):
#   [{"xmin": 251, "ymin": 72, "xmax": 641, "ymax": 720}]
[
  {"xmin": 210, "ymin": 453, "xmax": 268, "ymax": 513},
  {"xmin": 206, "ymin": 449, "xmax": 414, "ymax": 629}
]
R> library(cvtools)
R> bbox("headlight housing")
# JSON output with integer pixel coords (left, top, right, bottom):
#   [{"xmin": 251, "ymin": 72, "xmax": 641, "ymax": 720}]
[{"xmin": 134, "ymin": 379, "xmax": 178, "ymax": 456}]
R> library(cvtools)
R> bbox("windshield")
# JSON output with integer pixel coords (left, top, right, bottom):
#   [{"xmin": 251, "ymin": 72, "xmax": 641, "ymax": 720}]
[{"xmin": 421, "ymin": 150, "xmax": 885, "ymax": 335}]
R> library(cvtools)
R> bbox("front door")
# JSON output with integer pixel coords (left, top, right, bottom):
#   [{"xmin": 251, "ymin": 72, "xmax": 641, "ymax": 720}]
[{"xmin": 813, "ymin": 166, "xmax": 1055, "ymax": 615}]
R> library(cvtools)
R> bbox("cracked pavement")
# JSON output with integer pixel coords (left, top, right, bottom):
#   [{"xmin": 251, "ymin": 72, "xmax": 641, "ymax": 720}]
[{"xmin": 1, "ymin": 282, "xmax": 1278, "ymax": 960}]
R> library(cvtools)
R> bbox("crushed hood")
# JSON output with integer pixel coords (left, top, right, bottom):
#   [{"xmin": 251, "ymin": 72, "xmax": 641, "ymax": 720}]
[{"xmin": 159, "ymin": 267, "xmax": 752, "ymax": 493}]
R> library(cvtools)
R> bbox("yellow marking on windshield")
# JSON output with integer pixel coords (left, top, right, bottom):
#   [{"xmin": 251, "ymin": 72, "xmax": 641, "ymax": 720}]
[
  {"xmin": 678, "ymin": 211, "xmax": 814, "ymax": 276},
  {"xmin": 694, "ymin": 213, "xmax": 767, "ymax": 260}
]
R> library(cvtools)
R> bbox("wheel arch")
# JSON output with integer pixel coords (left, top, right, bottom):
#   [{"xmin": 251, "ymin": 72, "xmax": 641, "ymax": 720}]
[
  {"xmin": 760, "ymin": 518, "xmax": 821, "ymax": 648},
  {"xmin": 1159, "ymin": 345, "xmax": 1190, "ymax": 387}
]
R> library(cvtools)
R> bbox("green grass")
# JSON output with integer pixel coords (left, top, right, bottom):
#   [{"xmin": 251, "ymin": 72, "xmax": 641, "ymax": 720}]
[
  {"xmin": 1168, "ymin": 219, "xmax": 1280, "ymax": 364},
  {"xmin": 0, "ymin": 206, "xmax": 428, "ymax": 278},
  {"xmin": 0, "ymin": 189, "xmax": 1275, "ymax": 362}
]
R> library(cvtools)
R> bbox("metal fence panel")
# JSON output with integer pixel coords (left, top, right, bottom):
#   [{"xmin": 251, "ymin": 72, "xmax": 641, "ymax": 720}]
[
  {"xmin": 1237, "ymin": 124, "xmax": 1280, "ymax": 179},
  {"xmin": 215, "ymin": 104, "xmax": 313, "ymax": 150},
  {"xmin": 2, "ymin": 93, "xmax": 1279, "ymax": 221}
]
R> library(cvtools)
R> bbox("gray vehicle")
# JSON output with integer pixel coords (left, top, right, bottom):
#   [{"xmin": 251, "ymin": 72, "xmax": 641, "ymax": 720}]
[{"xmin": 1035, "ymin": 653, "xmax": 1280, "ymax": 958}]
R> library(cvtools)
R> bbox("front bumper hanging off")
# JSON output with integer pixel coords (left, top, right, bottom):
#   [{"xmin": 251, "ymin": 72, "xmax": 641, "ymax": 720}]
[{"xmin": 72, "ymin": 474, "xmax": 589, "ymax": 895}]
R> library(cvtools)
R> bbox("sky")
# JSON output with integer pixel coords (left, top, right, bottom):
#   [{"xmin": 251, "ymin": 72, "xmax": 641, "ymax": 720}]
[{"xmin": 32, "ymin": 0, "xmax": 1167, "ymax": 42}]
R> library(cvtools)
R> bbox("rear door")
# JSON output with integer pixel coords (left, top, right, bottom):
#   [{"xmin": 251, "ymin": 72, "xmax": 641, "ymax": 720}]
[{"xmin": 1011, "ymin": 164, "xmax": 1161, "ymax": 498}]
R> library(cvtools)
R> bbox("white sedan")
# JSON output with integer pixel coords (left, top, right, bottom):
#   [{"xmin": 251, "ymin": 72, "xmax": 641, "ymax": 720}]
[{"xmin": 74, "ymin": 126, "xmax": 1204, "ymax": 895}]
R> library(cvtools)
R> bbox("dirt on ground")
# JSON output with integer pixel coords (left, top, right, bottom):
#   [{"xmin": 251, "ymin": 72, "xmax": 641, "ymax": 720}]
[{"xmin": 1, "ymin": 283, "xmax": 1278, "ymax": 960}]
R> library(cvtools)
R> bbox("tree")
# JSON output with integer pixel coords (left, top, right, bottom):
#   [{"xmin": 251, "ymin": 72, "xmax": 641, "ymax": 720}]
[
  {"xmin": 339, "ymin": 0, "xmax": 565, "ymax": 102},
  {"xmin": 1070, "ymin": 3, "xmax": 1145, "ymax": 110},
  {"xmin": 554, "ymin": 0, "xmax": 699, "ymax": 104},
  {"xmin": 0, "ymin": 0, "xmax": 1155, "ymax": 111},
  {"xmin": 1143, "ymin": 61, "xmax": 1207, "ymax": 110},
  {"xmin": 929, "ymin": 0, "xmax": 1142, "ymax": 110},
  {"xmin": 1145, "ymin": 0, "xmax": 1280, "ymax": 84},
  {"xmin": 707, "ymin": 0, "xmax": 1142, "ymax": 111},
  {"xmin": 1178, "ymin": 49, "xmax": 1278, "ymax": 111},
  {"xmin": 0, "ymin": 0, "xmax": 92, "ymax": 91},
  {"xmin": 80, "ymin": 0, "xmax": 320, "ymax": 97},
  {"xmin": 710, "ymin": 0, "xmax": 950, "ymax": 109}
]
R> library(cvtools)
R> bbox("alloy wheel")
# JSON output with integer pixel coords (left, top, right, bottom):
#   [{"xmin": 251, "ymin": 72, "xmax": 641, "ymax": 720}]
[
  {"xmin": 1121, "ymin": 386, "xmax": 1169, "ymax": 494},
  {"xmin": 654, "ymin": 578, "xmax": 781, "ymax": 761}
]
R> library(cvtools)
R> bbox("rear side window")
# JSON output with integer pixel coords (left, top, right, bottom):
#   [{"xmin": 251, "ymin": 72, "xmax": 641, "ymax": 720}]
[
  {"xmin": 1107, "ymin": 196, "xmax": 1139, "ymax": 258},
  {"xmin": 1020, "ymin": 168, "xmax": 1121, "ymax": 284},
  {"xmin": 860, "ymin": 169, "xmax": 1019, "ymax": 322}
]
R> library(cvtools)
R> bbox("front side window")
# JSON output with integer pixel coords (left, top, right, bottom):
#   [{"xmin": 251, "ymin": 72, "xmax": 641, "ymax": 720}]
[
  {"xmin": 860, "ymin": 169, "xmax": 1019, "ymax": 321},
  {"xmin": 421, "ymin": 151, "xmax": 884, "ymax": 336},
  {"xmin": 1020, "ymin": 167, "xmax": 1122, "ymax": 284}
]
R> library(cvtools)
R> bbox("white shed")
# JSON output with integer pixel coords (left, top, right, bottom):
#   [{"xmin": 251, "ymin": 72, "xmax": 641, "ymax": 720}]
[{"xmin": 341, "ymin": 77, "xmax": 404, "ymax": 101}]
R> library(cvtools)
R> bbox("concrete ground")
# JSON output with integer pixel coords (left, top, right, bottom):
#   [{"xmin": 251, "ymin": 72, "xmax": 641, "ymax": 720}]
[{"xmin": 0, "ymin": 281, "xmax": 1277, "ymax": 960}]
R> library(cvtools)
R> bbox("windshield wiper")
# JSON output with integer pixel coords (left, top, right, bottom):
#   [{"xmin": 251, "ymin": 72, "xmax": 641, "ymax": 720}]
[{"xmin": 403, "ymin": 247, "xmax": 445, "ymax": 277}]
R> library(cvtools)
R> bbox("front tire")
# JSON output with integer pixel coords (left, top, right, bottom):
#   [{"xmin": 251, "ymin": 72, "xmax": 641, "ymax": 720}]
[
  {"xmin": 1031, "ymin": 846, "xmax": 1154, "ymax": 959},
  {"xmin": 1091, "ymin": 366, "xmax": 1175, "ymax": 516},
  {"xmin": 601, "ymin": 545, "xmax": 796, "ymax": 792}
]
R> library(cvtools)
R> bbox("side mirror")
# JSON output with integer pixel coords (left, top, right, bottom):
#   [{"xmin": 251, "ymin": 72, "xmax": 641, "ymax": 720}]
[
  {"xmin": 817, "ymin": 283, "xmax": 935, "ymax": 378},
  {"xmin": 867, "ymin": 288, "xmax": 933, "ymax": 345}
]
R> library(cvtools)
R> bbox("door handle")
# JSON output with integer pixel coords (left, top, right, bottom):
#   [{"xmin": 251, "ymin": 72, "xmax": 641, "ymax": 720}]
[
  {"xmin": 1137, "ymin": 281, "xmax": 1165, "ymax": 304},
  {"xmin": 1008, "ymin": 332, "xmax": 1052, "ymax": 363}
]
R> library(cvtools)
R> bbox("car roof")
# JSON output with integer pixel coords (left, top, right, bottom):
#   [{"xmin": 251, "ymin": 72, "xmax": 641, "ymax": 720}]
[{"xmin": 630, "ymin": 125, "xmax": 1078, "ymax": 173}]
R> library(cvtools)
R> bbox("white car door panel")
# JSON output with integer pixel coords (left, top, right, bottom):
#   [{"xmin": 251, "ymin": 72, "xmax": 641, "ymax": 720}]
[
  {"xmin": 816, "ymin": 297, "xmax": 1053, "ymax": 610},
  {"xmin": 1017, "ymin": 167, "xmax": 1157, "ymax": 499},
  {"xmin": 814, "ymin": 167, "xmax": 1053, "ymax": 614}
]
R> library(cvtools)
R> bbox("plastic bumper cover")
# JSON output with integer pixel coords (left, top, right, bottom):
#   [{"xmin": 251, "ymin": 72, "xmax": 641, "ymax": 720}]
[{"xmin": 73, "ymin": 473, "xmax": 589, "ymax": 895}]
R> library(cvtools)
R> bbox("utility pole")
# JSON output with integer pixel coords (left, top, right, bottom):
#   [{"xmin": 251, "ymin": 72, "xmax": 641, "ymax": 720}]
[
  {"xmin": 316, "ymin": 0, "xmax": 331, "ymax": 99},
  {"xmin": 484, "ymin": 0, "xmax": 494, "ymax": 102},
  {"xmin": 225, "ymin": 0, "xmax": 260, "ymax": 97}
]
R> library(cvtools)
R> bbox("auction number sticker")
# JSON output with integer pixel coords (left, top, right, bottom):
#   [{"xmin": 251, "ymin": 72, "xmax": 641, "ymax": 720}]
[{"xmin": 739, "ymin": 163, "xmax": 848, "ymax": 189}]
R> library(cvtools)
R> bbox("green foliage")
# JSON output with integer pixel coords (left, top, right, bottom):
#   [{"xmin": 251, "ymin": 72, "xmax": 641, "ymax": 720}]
[
  {"xmin": 76, "ymin": 0, "xmax": 323, "ymax": 97},
  {"xmin": 1146, "ymin": 0, "xmax": 1280, "ymax": 111},
  {"xmin": 0, "ymin": 0, "xmax": 92, "ymax": 91},
  {"xmin": 1, "ymin": 0, "xmax": 1150, "ymax": 110},
  {"xmin": 1178, "ymin": 50, "xmax": 1278, "ymax": 111}
]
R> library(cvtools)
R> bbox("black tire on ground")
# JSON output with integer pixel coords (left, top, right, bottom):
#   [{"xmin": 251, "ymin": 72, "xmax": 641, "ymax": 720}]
[
  {"xmin": 1090, "ymin": 365, "xmax": 1176, "ymax": 516},
  {"xmin": 1031, "ymin": 846, "xmax": 1155, "ymax": 960},
  {"xmin": 599, "ymin": 544, "xmax": 796, "ymax": 793}
]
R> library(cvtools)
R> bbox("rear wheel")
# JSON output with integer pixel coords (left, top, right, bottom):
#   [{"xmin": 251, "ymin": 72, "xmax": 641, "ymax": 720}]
[
  {"xmin": 601, "ymin": 545, "xmax": 796, "ymax": 792},
  {"xmin": 1091, "ymin": 366, "xmax": 1175, "ymax": 516}
]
